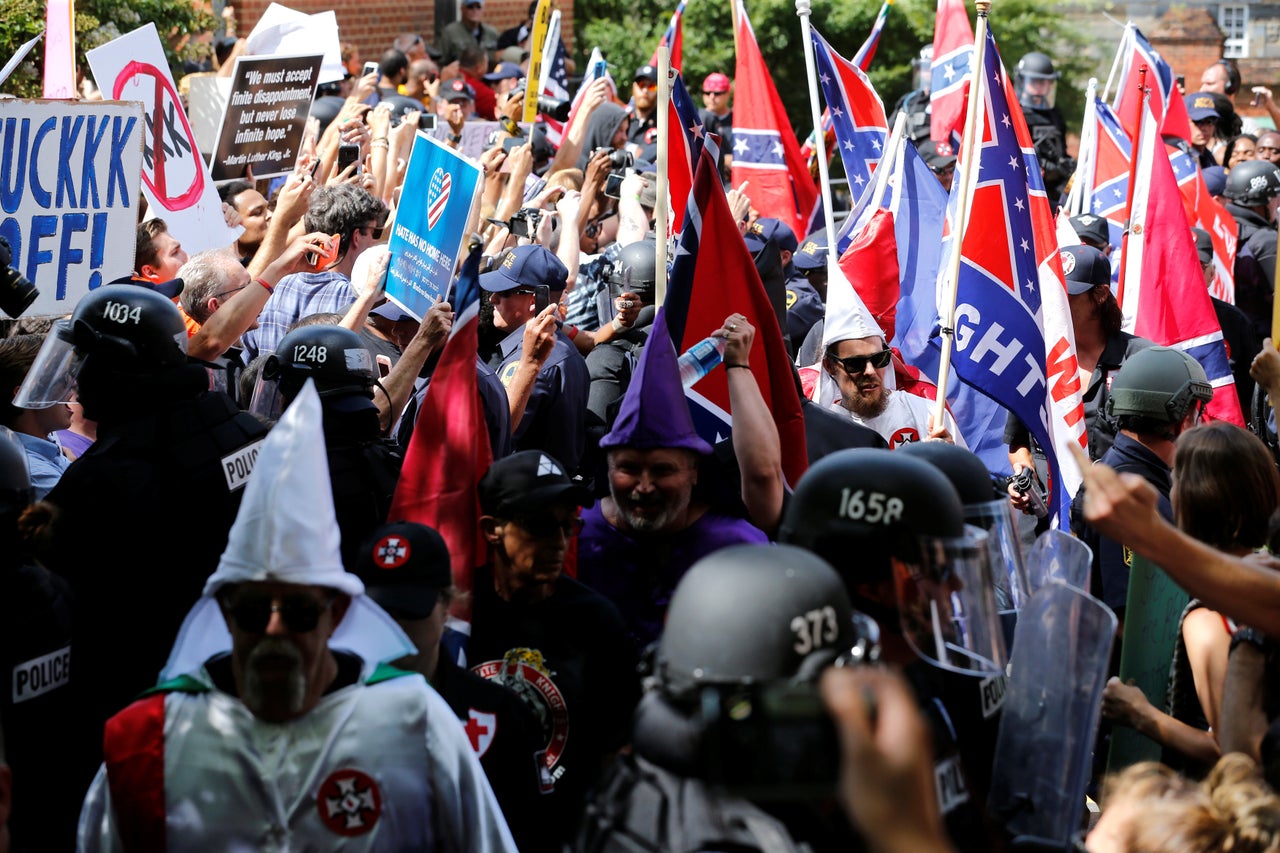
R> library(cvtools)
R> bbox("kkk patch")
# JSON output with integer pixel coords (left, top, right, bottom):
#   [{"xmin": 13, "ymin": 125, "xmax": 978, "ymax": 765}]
[{"xmin": 317, "ymin": 768, "xmax": 382, "ymax": 836}]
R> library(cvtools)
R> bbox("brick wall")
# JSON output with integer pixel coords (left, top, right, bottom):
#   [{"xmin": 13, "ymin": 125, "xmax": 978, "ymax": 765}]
[{"xmin": 227, "ymin": 0, "xmax": 574, "ymax": 64}]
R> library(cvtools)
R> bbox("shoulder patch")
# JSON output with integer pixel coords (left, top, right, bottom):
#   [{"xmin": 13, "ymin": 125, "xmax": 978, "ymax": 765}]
[{"xmin": 221, "ymin": 438, "xmax": 264, "ymax": 491}]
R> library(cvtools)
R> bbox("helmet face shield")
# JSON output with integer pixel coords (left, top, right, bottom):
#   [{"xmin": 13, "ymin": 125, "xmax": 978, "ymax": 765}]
[
  {"xmin": 13, "ymin": 320, "xmax": 85, "ymax": 408},
  {"xmin": 894, "ymin": 526, "xmax": 1007, "ymax": 676},
  {"xmin": 965, "ymin": 498, "xmax": 1031, "ymax": 613}
]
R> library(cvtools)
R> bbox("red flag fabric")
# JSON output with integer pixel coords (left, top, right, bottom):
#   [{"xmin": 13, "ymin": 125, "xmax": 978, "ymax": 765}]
[
  {"xmin": 387, "ymin": 251, "xmax": 491, "ymax": 620},
  {"xmin": 838, "ymin": 207, "xmax": 900, "ymax": 340},
  {"xmin": 930, "ymin": 0, "xmax": 974, "ymax": 145},
  {"xmin": 649, "ymin": 1, "xmax": 685, "ymax": 70},
  {"xmin": 668, "ymin": 142, "xmax": 808, "ymax": 486},
  {"xmin": 1111, "ymin": 25, "xmax": 1192, "ymax": 143},
  {"xmin": 730, "ymin": 0, "xmax": 818, "ymax": 239}
]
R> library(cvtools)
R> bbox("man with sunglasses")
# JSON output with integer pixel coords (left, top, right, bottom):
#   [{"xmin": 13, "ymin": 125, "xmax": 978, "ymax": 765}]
[
  {"xmin": 80, "ymin": 383, "xmax": 515, "ymax": 850},
  {"xmin": 699, "ymin": 72, "xmax": 734, "ymax": 178},
  {"xmin": 464, "ymin": 450, "xmax": 640, "ymax": 848},
  {"xmin": 823, "ymin": 331, "xmax": 964, "ymax": 449},
  {"xmin": 627, "ymin": 65, "xmax": 659, "ymax": 152}
]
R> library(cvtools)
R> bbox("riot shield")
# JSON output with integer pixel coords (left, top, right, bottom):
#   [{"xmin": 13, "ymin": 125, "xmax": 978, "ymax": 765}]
[
  {"xmin": 1025, "ymin": 529, "xmax": 1093, "ymax": 595},
  {"xmin": 987, "ymin": 581, "xmax": 1117, "ymax": 847}
]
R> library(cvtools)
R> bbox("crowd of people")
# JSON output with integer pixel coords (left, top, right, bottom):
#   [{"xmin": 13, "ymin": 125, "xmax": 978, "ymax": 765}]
[{"xmin": 5, "ymin": 10, "xmax": 1280, "ymax": 853}]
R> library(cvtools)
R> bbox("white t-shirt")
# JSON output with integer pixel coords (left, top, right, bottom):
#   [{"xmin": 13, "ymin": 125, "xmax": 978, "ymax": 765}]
[{"xmin": 833, "ymin": 389, "xmax": 967, "ymax": 449}]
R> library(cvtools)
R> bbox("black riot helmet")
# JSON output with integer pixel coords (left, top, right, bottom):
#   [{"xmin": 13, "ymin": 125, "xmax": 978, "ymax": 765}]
[
  {"xmin": 778, "ymin": 448, "xmax": 1005, "ymax": 676},
  {"xmin": 1105, "ymin": 345, "xmax": 1213, "ymax": 428},
  {"xmin": 655, "ymin": 543, "xmax": 865, "ymax": 704},
  {"xmin": 1224, "ymin": 160, "xmax": 1280, "ymax": 208},
  {"xmin": 1016, "ymin": 52, "xmax": 1059, "ymax": 109},
  {"xmin": 255, "ymin": 325, "xmax": 377, "ymax": 418},
  {"xmin": 606, "ymin": 239, "xmax": 658, "ymax": 305},
  {"xmin": 13, "ymin": 284, "xmax": 189, "ymax": 412},
  {"xmin": 0, "ymin": 426, "xmax": 33, "ymax": 519}
]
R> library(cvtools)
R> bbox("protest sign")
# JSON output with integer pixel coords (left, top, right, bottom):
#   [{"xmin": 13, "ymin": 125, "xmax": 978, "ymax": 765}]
[
  {"xmin": 386, "ymin": 133, "xmax": 483, "ymax": 317},
  {"xmin": 185, "ymin": 75, "xmax": 232, "ymax": 155},
  {"xmin": 1106, "ymin": 554, "xmax": 1191, "ymax": 772},
  {"xmin": 0, "ymin": 99, "xmax": 144, "ymax": 317},
  {"xmin": 43, "ymin": 0, "xmax": 75, "ymax": 98},
  {"xmin": 86, "ymin": 23, "xmax": 241, "ymax": 255},
  {"xmin": 210, "ymin": 54, "xmax": 322, "ymax": 181},
  {"xmin": 244, "ymin": 3, "xmax": 344, "ymax": 85}
]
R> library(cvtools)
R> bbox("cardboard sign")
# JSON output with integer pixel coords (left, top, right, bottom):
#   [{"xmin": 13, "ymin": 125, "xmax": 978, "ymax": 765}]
[
  {"xmin": 210, "ymin": 54, "xmax": 322, "ymax": 181},
  {"xmin": 185, "ymin": 75, "xmax": 232, "ymax": 155},
  {"xmin": 244, "ymin": 3, "xmax": 344, "ymax": 85},
  {"xmin": 86, "ymin": 23, "xmax": 241, "ymax": 255},
  {"xmin": 0, "ymin": 99, "xmax": 144, "ymax": 317},
  {"xmin": 386, "ymin": 133, "xmax": 483, "ymax": 317}
]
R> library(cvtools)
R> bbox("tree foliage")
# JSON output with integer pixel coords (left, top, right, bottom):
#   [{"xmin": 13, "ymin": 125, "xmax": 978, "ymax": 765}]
[
  {"xmin": 576, "ymin": 0, "xmax": 1097, "ymax": 138},
  {"xmin": 0, "ymin": 0, "xmax": 215, "ymax": 99}
]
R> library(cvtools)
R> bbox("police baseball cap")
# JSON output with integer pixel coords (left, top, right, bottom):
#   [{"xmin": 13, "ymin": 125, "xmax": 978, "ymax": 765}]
[
  {"xmin": 1068, "ymin": 213, "xmax": 1110, "ymax": 249},
  {"xmin": 109, "ymin": 273, "xmax": 184, "ymax": 300},
  {"xmin": 794, "ymin": 234, "xmax": 827, "ymax": 270},
  {"xmin": 1203, "ymin": 165, "xmax": 1227, "ymax": 198},
  {"xmin": 917, "ymin": 139, "xmax": 956, "ymax": 171},
  {"xmin": 702, "ymin": 72, "xmax": 731, "ymax": 93},
  {"xmin": 634, "ymin": 64, "xmax": 658, "ymax": 83},
  {"xmin": 1191, "ymin": 227, "xmax": 1214, "ymax": 265},
  {"xmin": 1185, "ymin": 93, "xmax": 1220, "ymax": 122},
  {"xmin": 1059, "ymin": 244, "xmax": 1111, "ymax": 294},
  {"xmin": 479, "ymin": 244, "xmax": 569, "ymax": 293},
  {"xmin": 442, "ymin": 78, "xmax": 476, "ymax": 101},
  {"xmin": 355, "ymin": 521, "xmax": 453, "ymax": 619},
  {"xmin": 371, "ymin": 300, "xmax": 414, "ymax": 322},
  {"xmin": 479, "ymin": 450, "xmax": 592, "ymax": 517},
  {"xmin": 483, "ymin": 61, "xmax": 523, "ymax": 83},
  {"xmin": 744, "ymin": 217, "xmax": 798, "ymax": 254}
]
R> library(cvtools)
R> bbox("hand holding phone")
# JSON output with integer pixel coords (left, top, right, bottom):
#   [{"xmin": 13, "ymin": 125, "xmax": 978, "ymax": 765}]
[
  {"xmin": 305, "ymin": 234, "xmax": 341, "ymax": 271},
  {"xmin": 363, "ymin": 61, "xmax": 381, "ymax": 82},
  {"xmin": 533, "ymin": 284, "xmax": 550, "ymax": 315},
  {"xmin": 337, "ymin": 142, "xmax": 361, "ymax": 175}
]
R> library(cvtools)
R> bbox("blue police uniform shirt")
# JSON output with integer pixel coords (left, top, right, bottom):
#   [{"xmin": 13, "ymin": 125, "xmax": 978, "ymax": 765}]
[
  {"xmin": 395, "ymin": 356, "xmax": 512, "ymax": 461},
  {"xmin": 784, "ymin": 274, "xmax": 825, "ymax": 348},
  {"xmin": 493, "ymin": 325, "xmax": 589, "ymax": 475}
]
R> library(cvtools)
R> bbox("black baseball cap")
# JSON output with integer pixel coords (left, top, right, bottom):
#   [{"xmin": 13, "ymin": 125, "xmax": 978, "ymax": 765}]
[
  {"xmin": 354, "ymin": 521, "xmax": 452, "ymax": 619},
  {"xmin": 1068, "ymin": 213, "xmax": 1110, "ymax": 249},
  {"xmin": 479, "ymin": 450, "xmax": 592, "ymax": 517},
  {"xmin": 1059, "ymin": 244, "xmax": 1111, "ymax": 295},
  {"xmin": 1191, "ymin": 227, "xmax": 1214, "ymax": 265}
]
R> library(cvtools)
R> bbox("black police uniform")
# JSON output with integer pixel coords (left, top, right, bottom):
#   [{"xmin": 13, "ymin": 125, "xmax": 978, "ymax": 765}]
[
  {"xmin": 40, "ymin": 371, "xmax": 269, "ymax": 802},
  {"xmin": 1022, "ymin": 104, "xmax": 1072, "ymax": 203},
  {"xmin": 432, "ymin": 651, "xmax": 556, "ymax": 852},
  {"xmin": 1212, "ymin": 296, "xmax": 1261, "ymax": 417},
  {"xmin": 465, "ymin": 566, "xmax": 641, "ymax": 844},
  {"xmin": 891, "ymin": 88, "xmax": 932, "ymax": 143},
  {"xmin": 489, "ymin": 325, "xmax": 590, "ymax": 475},
  {"xmin": 1224, "ymin": 201, "xmax": 1279, "ymax": 339},
  {"xmin": 395, "ymin": 354, "xmax": 513, "ymax": 461},
  {"xmin": 319, "ymin": 401, "xmax": 404, "ymax": 572}
]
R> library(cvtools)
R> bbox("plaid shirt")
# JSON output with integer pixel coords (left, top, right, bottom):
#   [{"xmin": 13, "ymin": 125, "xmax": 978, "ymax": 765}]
[{"xmin": 241, "ymin": 270, "xmax": 356, "ymax": 360}]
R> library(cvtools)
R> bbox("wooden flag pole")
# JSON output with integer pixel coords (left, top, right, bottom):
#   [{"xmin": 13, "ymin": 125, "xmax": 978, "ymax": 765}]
[{"xmin": 656, "ymin": 45, "xmax": 671, "ymax": 306}]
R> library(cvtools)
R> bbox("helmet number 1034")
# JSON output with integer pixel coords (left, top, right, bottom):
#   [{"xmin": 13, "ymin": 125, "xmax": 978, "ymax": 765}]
[
  {"xmin": 102, "ymin": 302, "xmax": 143, "ymax": 325},
  {"xmin": 837, "ymin": 489, "xmax": 903, "ymax": 525}
]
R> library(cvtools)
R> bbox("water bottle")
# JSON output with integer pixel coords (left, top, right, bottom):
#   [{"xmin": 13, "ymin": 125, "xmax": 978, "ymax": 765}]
[{"xmin": 677, "ymin": 335, "xmax": 728, "ymax": 388}]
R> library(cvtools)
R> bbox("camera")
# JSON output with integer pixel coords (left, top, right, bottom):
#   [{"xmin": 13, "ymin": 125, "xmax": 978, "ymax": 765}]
[
  {"xmin": 0, "ymin": 236, "xmax": 38, "ymax": 318},
  {"xmin": 337, "ymin": 142, "xmax": 361, "ymax": 174},
  {"xmin": 509, "ymin": 208, "xmax": 542, "ymax": 239},
  {"xmin": 592, "ymin": 148, "xmax": 634, "ymax": 169},
  {"xmin": 418, "ymin": 113, "xmax": 437, "ymax": 131},
  {"xmin": 536, "ymin": 96, "xmax": 571, "ymax": 121}
]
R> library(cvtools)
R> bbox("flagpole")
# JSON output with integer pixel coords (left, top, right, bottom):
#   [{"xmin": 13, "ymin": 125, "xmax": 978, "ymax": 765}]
[
  {"xmin": 867, "ymin": 111, "xmax": 907, "ymax": 215},
  {"xmin": 1101, "ymin": 22, "xmax": 1131, "ymax": 104},
  {"xmin": 1064, "ymin": 78, "xmax": 1098, "ymax": 216},
  {"xmin": 1116, "ymin": 66, "xmax": 1148, "ymax": 310},
  {"xmin": 796, "ymin": 0, "xmax": 838, "ymax": 262},
  {"xmin": 731, "ymin": 0, "xmax": 741, "ymax": 56},
  {"xmin": 656, "ymin": 45, "xmax": 671, "ymax": 306},
  {"xmin": 932, "ymin": 0, "xmax": 991, "ymax": 430}
]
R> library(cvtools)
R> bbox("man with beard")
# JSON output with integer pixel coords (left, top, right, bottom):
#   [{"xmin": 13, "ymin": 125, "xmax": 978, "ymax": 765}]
[
  {"xmin": 577, "ymin": 313, "xmax": 769, "ymax": 649},
  {"xmin": 78, "ymin": 383, "xmax": 514, "ymax": 850},
  {"xmin": 822, "ymin": 332, "xmax": 964, "ymax": 448}
]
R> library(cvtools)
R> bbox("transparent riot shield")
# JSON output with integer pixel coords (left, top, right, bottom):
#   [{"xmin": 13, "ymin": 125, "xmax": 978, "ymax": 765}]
[
  {"xmin": 987, "ymin": 581, "xmax": 1117, "ymax": 847},
  {"xmin": 1025, "ymin": 529, "xmax": 1093, "ymax": 595}
]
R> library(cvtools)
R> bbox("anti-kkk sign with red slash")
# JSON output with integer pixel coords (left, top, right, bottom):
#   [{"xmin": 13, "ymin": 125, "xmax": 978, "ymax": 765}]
[{"xmin": 87, "ymin": 23, "xmax": 241, "ymax": 255}]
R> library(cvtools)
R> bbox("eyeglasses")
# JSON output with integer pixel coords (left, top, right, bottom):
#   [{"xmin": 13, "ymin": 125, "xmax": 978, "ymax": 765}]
[
  {"xmin": 214, "ymin": 284, "xmax": 248, "ymax": 299},
  {"xmin": 223, "ymin": 592, "xmax": 337, "ymax": 633},
  {"xmin": 508, "ymin": 515, "xmax": 584, "ymax": 538},
  {"xmin": 933, "ymin": 164, "xmax": 956, "ymax": 176},
  {"xmin": 584, "ymin": 210, "xmax": 617, "ymax": 238},
  {"xmin": 633, "ymin": 79, "xmax": 657, "ymax": 91},
  {"xmin": 362, "ymin": 224, "xmax": 385, "ymax": 240},
  {"xmin": 504, "ymin": 288, "xmax": 536, "ymax": 297},
  {"xmin": 829, "ymin": 348, "xmax": 893, "ymax": 374}
]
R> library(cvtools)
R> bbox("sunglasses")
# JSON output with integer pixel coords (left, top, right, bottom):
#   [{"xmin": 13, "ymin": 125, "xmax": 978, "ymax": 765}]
[
  {"xmin": 633, "ymin": 79, "xmax": 657, "ymax": 91},
  {"xmin": 509, "ymin": 515, "xmax": 584, "ymax": 538},
  {"xmin": 703, "ymin": 90, "xmax": 727, "ymax": 96},
  {"xmin": 829, "ymin": 348, "xmax": 893, "ymax": 374},
  {"xmin": 224, "ymin": 593, "xmax": 336, "ymax": 633}
]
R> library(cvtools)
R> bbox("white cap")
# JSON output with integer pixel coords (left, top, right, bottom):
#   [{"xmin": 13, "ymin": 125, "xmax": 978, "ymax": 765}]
[{"xmin": 821, "ymin": 256, "xmax": 885, "ymax": 349}]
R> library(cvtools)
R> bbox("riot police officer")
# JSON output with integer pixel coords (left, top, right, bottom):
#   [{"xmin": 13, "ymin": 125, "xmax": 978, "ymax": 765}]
[
  {"xmin": 256, "ymin": 323, "xmax": 404, "ymax": 571},
  {"xmin": 891, "ymin": 46, "xmax": 934, "ymax": 144},
  {"xmin": 574, "ymin": 543, "xmax": 873, "ymax": 851},
  {"xmin": 15, "ymin": 283, "xmax": 270, "ymax": 802},
  {"xmin": 586, "ymin": 238, "xmax": 657, "ymax": 437},
  {"xmin": 1016, "ymin": 52, "xmax": 1074, "ymax": 206},
  {"xmin": 778, "ymin": 448, "xmax": 1005, "ymax": 851},
  {"xmin": 1222, "ymin": 159, "xmax": 1280, "ymax": 338}
]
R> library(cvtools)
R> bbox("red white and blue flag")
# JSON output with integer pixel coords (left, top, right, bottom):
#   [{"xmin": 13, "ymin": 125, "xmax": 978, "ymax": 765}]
[
  {"xmin": 731, "ymin": 0, "xmax": 818, "ymax": 240},
  {"xmin": 811, "ymin": 27, "xmax": 888, "ymax": 203},
  {"xmin": 667, "ymin": 140, "xmax": 809, "ymax": 486},
  {"xmin": 930, "ymin": 0, "xmax": 974, "ymax": 146},
  {"xmin": 1120, "ymin": 103, "xmax": 1244, "ymax": 425},
  {"xmin": 1167, "ymin": 143, "xmax": 1238, "ymax": 303},
  {"xmin": 945, "ymin": 26, "xmax": 1086, "ymax": 523},
  {"xmin": 666, "ymin": 71, "xmax": 706, "ymax": 234},
  {"xmin": 537, "ymin": 10, "xmax": 572, "ymax": 146},
  {"xmin": 1111, "ymin": 24, "xmax": 1192, "ymax": 143},
  {"xmin": 388, "ymin": 249, "xmax": 491, "ymax": 621},
  {"xmin": 649, "ymin": 0, "xmax": 685, "ymax": 70}
]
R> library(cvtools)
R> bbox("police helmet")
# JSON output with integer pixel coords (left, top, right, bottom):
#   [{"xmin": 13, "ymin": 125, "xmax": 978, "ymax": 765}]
[
  {"xmin": 1224, "ymin": 160, "xmax": 1280, "ymax": 207},
  {"xmin": 1106, "ymin": 345, "xmax": 1213, "ymax": 425},
  {"xmin": 1016, "ymin": 52, "xmax": 1059, "ymax": 81},
  {"xmin": 655, "ymin": 544, "xmax": 862, "ymax": 703},
  {"xmin": 0, "ymin": 427, "xmax": 34, "ymax": 519},
  {"xmin": 778, "ymin": 448, "xmax": 1005, "ymax": 675},
  {"xmin": 606, "ymin": 239, "xmax": 658, "ymax": 304},
  {"xmin": 13, "ymin": 285, "xmax": 188, "ymax": 408},
  {"xmin": 264, "ymin": 325, "xmax": 376, "ymax": 399}
]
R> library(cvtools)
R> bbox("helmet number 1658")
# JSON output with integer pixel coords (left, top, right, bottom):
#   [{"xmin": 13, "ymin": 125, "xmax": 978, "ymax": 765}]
[{"xmin": 838, "ymin": 488, "xmax": 903, "ymax": 525}]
